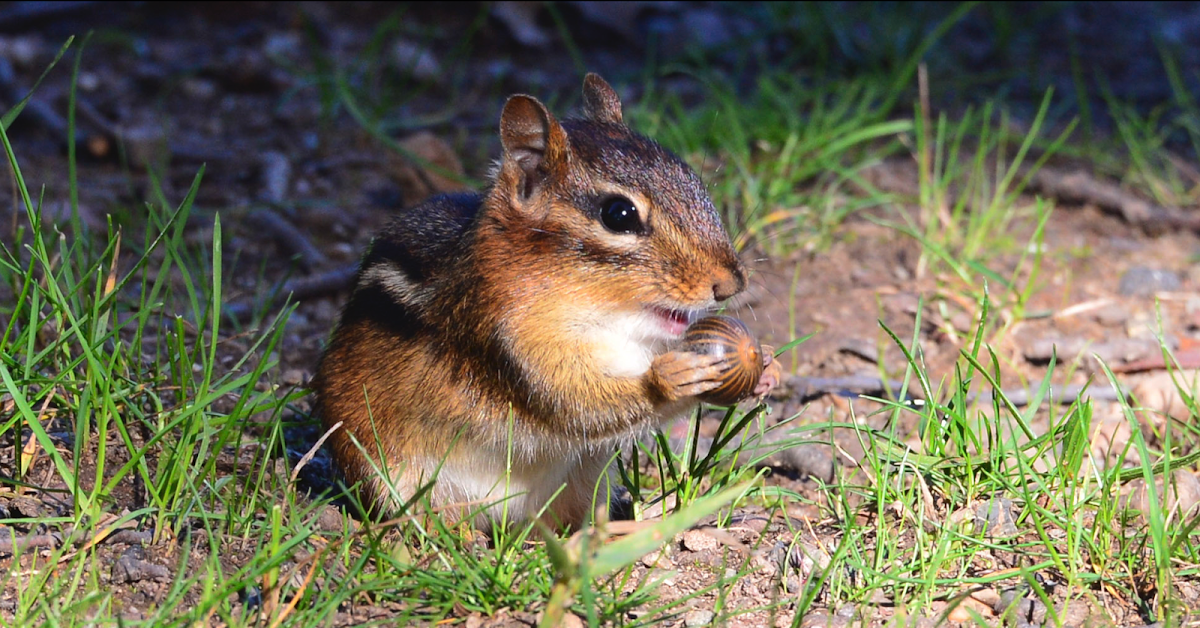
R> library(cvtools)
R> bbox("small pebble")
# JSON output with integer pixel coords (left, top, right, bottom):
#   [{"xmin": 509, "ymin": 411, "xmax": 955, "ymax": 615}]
[
  {"xmin": 8, "ymin": 496, "xmax": 44, "ymax": 518},
  {"xmin": 799, "ymin": 612, "xmax": 849, "ymax": 628},
  {"xmin": 181, "ymin": 77, "xmax": 218, "ymax": 100},
  {"xmin": 1121, "ymin": 469, "xmax": 1200, "ymax": 521},
  {"xmin": 640, "ymin": 550, "xmax": 671, "ymax": 569},
  {"xmin": 316, "ymin": 505, "xmax": 345, "ymax": 532},
  {"xmin": 391, "ymin": 40, "xmax": 441, "ymax": 82},
  {"xmin": 684, "ymin": 609, "xmax": 714, "ymax": 627},
  {"xmin": 1028, "ymin": 596, "xmax": 1049, "ymax": 624},
  {"xmin": 680, "ymin": 529, "xmax": 719, "ymax": 552},
  {"xmin": 770, "ymin": 443, "xmax": 836, "ymax": 483},
  {"xmin": 784, "ymin": 574, "xmax": 801, "ymax": 593},
  {"xmin": 491, "ymin": 1, "xmax": 551, "ymax": 48},
  {"xmin": 1093, "ymin": 303, "xmax": 1130, "ymax": 326},
  {"xmin": 281, "ymin": 369, "xmax": 307, "ymax": 386},
  {"xmin": 727, "ymin": 513, "xmax": 769, "ymax": 534},
  {"xmin": 680, "ymin": 9, "xmax": 736, "ymax": 50},
  {"xmin": 974, "ymin": 497, "xmax": 1018, "ymax": 537},
  {"xmin": 1118, "ymin": 266, "xmax": 1181, "ymax": 297},
  {"xmin": 263, "ymin": 32, "xmax": 302, "ymax": 59},
  {"xmin": 835, "ymin": 603, "xmax": 858, "ymax": 618},
  {"xmin": 1126, "ymin": 310, "xmax": 1167, "ymax": 340},
  {"xmin": 951, "ymin": 311, "xmax": 974, "ymax": 333},
  {"xmin": 121, "ymin": 122, "xmax": 170, "ymax": 169},
  {"xmin": 76, "ymin": 71, "xmax": 101, "ymax": 92},
  {"xmin": 112, "ymin": 556, "xmax": 170, "ymax": 583},
  {"xmin": 947, "ymin": 598, "xmax": 989, "ymax": 623},
  {"xmin": 259, "ymin": 151, "xmax": 292, "ymax": 203},
  {"xmin": 7, "ymin": 35, "xmax": 40, "ymax": 67},
  {"xmin": 995, "ymin": 589, "xmax": 1033, "ymax": 618},
  {"xmin": 1131, "ymin": 370, "xmax": 1200, "ymax": 420},
  {"xmin": 331, "ymin": 242, "xmax": 358, "ymax": 259}
]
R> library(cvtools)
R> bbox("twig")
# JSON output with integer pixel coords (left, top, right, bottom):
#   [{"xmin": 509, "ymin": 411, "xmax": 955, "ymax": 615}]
[
  {"xmin": 283, "ymin": 263, "xmax": 358, "ymax": 299},
  {"xmin": 0, "ymin": 57, "xmax": 83, "ymax": 144},
  {"xmin": 223, "ymin": 263, "xmax": 358, "ymax": 321},
  {"xmin": 968, "ymin": 382, "xmax": 1127, "ymax": 406},
  {"xmin": 1029, "ymin": 167, "xmax": 1200, "ymax": 234},
  {"xmin": 259, "ymin": 151, "xmax": 291, "ymax": 204},
  {"xmin": 1053, "ymin": 298, "xmax": 1113, "ymax": 320},
  {"xmin": 1110, "ymin": 348, "xmax": 1200, "ymax": 374},
  {"xmin": 290, "ymin": 421, "xmax": 341, "ymax": 484},
  {"xmin": 0, "ymin": 529, "xmax": 61, "ymax": 555},
  {"xmin": 247, "ymin": 208, "xmax": 327, "ymax": 271},
  {"xmin": 113, "ymin": 555, "xmax": 171, "ymax": 583},
  {"xmin": 54, "ymin": 519, "xmax": 154, "ymax": 563},
  {"xmin": 0, "ymin": 55, "xmax": 226, "ymax": 163},
  {"xmin": 787, "ymin": 375, "xmax": 914, "ymax": 402},
  {"xmin": 102, "ymin": 529, "xmax": 155, "ymax": 546},
  {"xmin": 71, "ymin": 94, "xmax": 119, "ymax": 139},
  {"xmin": 75, "ymin": 99, "xmax": 236, "ymax": 163},
  {"xmin": 787, "ymin": 375, "xmax": 1126, "ymax": 407},
  {"xmin": 268, "ymin": 541, "xmax": 327, "ymax": 628}
]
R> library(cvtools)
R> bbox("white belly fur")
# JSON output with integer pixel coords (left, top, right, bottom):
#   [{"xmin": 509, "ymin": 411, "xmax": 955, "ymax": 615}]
[
  {"xmin": 578, "ymin": 310, "xmax": 675, "ymax": 378},
  {"xmin": 386, "ymin": 442, "xmax": 614, "ymax": 527}
]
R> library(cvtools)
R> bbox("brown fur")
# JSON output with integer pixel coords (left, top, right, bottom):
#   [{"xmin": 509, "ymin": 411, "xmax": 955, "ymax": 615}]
[{"xmin": 312, "ymin": 74, "xmax": 762, "ymax": 531}]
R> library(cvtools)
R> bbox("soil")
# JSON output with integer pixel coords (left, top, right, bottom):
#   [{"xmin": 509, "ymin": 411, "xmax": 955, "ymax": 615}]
[{"xmin": 1, "ymin": 2, "xmax": 1200, "ymax": 626}]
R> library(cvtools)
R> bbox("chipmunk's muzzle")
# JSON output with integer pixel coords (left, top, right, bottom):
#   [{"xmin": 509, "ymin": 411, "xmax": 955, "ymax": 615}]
[{"xmin": 712, "ymin": 264, "xmax": 746, "ymax": 302}]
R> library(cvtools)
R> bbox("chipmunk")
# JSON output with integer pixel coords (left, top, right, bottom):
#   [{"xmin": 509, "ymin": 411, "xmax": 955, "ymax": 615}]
[{"xmin": 312, "ymin": 74, "xmax": 780, "ymax": 530}]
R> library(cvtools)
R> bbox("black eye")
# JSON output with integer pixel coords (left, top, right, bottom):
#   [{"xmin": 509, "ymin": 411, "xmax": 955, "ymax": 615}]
[{"xmin": 599, "ymin": 196, "xmax": 642, "ymax": 234}]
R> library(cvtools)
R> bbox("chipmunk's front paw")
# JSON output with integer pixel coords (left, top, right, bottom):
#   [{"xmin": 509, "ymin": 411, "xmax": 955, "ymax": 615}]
[
  {"xmin": 649, "ymin": 350, "xmax": 726, "ymax": 402},
  {"xmin": 754, "ymin": 345, "xmax": 783, "ymax": 397}
]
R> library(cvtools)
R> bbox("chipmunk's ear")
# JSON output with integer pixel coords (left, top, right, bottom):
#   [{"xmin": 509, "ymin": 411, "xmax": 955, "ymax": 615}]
[
  {"xmin": 499, "ymin": 94, "xmax": 569, "ymax": 198},
  {"xmin": 582, "ymin": 73, "xmax": 623, "ymax": 124}
]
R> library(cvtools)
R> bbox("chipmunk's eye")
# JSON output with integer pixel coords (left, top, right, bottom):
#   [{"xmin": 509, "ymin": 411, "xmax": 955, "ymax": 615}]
[{"xmin": 599, "ymin": 196, "xmax": 642, "ymax": 234}]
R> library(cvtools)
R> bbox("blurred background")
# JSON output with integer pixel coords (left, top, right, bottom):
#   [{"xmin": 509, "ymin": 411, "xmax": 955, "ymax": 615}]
[{"xmin": 3, "ymin": 4, "xmax": 1200, "ymax": 624}]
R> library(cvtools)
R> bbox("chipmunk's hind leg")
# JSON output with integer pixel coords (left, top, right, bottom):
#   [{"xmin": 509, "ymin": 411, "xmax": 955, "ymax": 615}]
[{"xmin": 542, "ymin": 451, "xmax": 617, "ymax": 531}]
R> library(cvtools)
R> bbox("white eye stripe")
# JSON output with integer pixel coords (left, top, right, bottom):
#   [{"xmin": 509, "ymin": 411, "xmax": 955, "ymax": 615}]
[{"xmin": 581, "ymin": 229, "xmax": 641, "ymax": 255}]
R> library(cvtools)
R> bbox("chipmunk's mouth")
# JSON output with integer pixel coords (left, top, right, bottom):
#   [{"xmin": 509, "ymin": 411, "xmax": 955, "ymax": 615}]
[{"xmin": 647, "ymin": 306, "xmax": 703, "ymax": 337}]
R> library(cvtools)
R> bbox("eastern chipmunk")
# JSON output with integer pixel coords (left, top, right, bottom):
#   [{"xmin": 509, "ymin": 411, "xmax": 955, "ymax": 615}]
[{"xmin": 313, "ymin": 74, "xmax": 779, "ymax": 530}]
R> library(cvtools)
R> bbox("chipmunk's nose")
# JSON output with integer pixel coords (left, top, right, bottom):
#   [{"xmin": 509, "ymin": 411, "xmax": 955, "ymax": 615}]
[{"xmin": 712, "ymin": 264, "xmax": 746, "ymax": 302}]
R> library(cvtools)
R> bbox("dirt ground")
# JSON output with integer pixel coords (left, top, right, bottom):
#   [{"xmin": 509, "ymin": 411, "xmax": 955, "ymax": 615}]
[{"xmin": 2, "ymin": 2, "xmax": 1200, "ymax": 626}]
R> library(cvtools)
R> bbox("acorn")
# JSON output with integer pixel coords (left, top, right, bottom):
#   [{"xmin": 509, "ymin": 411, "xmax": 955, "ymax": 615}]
[{"xmin": 681, "ymin": 315, "xmax": 765, "ymax": 406}]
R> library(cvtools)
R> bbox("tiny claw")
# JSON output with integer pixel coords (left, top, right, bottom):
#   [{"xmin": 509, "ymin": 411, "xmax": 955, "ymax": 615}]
[
  {"xmin": 753, "ymin": 346, "xmax": 782, "ymax": 397},
  {"xmin": 650, "ymin": 350, "xmax": 730, "ymax": 402}
]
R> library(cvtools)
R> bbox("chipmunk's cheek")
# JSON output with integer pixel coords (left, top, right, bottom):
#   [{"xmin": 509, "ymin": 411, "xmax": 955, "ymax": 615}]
[{"xmin": 575, "ymin": 311, "xmax": 667, "ymax": 378}]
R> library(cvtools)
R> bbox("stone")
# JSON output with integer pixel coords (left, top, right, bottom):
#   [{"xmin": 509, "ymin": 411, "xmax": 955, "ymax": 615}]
[
  {"xmin": 1118, "ymin": 266, "xmax": 1181, "ymax": 297},
  {"xmin": 1121, "ymin": 469, "xmax": 1200, "ymax": 522},
  {"xmin": 680, "ymin": 529, "xmax": 719, "ymax": 552},
  {"xmin": 974, "ymin": 497, "xmax": 1019, "ymax": 537},
  {"xmin": 391, "ymin": 40, "xmax": 441, "ymax": 82}
]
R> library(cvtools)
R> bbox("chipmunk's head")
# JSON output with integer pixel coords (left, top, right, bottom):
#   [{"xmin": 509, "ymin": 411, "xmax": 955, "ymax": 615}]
[{"xmin": 485, "ymin": 74, "xmax": 745, "ymax": 356}]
